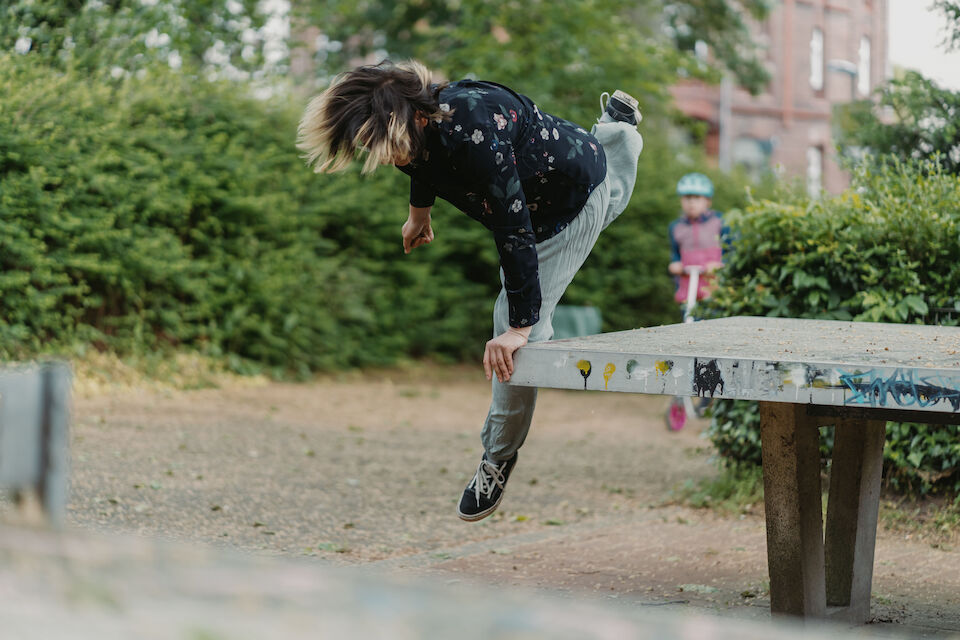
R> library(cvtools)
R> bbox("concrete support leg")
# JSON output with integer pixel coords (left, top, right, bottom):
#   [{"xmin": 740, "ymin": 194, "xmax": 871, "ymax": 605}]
[
  {"xmin": 824, "ymin": 418, "xmax": 886, "ymax": 623},
  {"xmin": 759, "ymin": 401, "xmax": 826, "ymax": 618}
]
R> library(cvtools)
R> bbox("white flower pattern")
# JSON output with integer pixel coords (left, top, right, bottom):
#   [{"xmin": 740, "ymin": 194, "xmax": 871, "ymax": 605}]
[{"xmin": 401, "ymin": 80, "xmax": 606, "ymax": 330}]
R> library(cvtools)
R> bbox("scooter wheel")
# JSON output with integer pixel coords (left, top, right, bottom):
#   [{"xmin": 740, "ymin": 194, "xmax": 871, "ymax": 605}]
[{"xmin": 665, "ymin": 399, "xmax": 686, "ymax": 431}]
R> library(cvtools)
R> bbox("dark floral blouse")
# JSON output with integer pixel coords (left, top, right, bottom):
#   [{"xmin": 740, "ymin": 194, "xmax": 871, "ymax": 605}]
[{"xmin": 397, "ymin": 80, "xmax": 607, "ymax": 329}]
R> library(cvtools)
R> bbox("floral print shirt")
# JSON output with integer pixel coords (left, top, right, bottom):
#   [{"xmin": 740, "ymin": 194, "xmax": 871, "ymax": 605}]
[{"xmin": 397, "ymin": 80, "xmax": 607, "ymax": 328}]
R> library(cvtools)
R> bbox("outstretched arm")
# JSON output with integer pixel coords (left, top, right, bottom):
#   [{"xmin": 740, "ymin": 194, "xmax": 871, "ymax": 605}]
[{"xmin": 402, "ymin": 204, "xmax": 434, "ymax": 253}]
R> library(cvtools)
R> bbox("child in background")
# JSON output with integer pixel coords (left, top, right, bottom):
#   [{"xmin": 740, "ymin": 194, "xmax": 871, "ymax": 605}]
[
  {"xmin": 667, "ymin": 173, "xmax": 727, "ymax": 314},
  {"xmin": 666, "ymin": 173, "xmax": 727, "ymax": 423}
]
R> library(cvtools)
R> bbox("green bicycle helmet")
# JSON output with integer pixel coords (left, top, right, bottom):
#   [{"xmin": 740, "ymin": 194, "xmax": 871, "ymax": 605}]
[{"xmin": 676, "ymin": 172, "xmax": 714, "ymax": 198}]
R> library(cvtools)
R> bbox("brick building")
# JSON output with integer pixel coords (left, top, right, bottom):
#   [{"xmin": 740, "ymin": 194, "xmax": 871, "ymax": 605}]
[{"xmin": 671, "ymin": 0, "xmax": 889, "ymax": 194}]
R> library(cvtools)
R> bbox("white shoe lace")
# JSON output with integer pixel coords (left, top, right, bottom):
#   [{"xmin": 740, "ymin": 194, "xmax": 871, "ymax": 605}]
[
  {"xmin": 599, "ymin": 91, "xmax": 610, "ymax": 116},
  {"xmin": 472, "ymin": 458, "xmax": 507, "ymax": 506}
]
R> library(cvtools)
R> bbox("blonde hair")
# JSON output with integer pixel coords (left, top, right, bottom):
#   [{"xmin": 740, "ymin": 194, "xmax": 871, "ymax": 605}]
[{"xmin": 297, "ymin": 60, "xmax": 449, "ymax": 174}]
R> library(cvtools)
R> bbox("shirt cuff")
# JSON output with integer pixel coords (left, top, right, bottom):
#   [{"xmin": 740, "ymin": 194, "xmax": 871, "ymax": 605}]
[
  {"xmin": 506, "ymin": 282, "xmax": 541, "ymax": 328},
  {"xmin": 410, "ymin": 178, "xmax": 437, "ymax": 208}
]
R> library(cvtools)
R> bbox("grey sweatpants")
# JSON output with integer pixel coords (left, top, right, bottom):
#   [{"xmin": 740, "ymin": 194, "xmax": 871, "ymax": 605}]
[{"xmin": 481, "ymin": 120, "xmax": 644, "ymax": 461}]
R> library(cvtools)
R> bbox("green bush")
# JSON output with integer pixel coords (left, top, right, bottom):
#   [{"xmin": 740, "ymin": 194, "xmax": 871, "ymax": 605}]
[
  {"xmin": 703, "ymin": 157, "xmax": 960, "ymax": 495},
  {"xmin": 2, "ymin": 54, "xmax": 767, "ymax": 373},
  {"xmin": 2, "ymin": 57, "xmax": 358, "ymax": 372}
]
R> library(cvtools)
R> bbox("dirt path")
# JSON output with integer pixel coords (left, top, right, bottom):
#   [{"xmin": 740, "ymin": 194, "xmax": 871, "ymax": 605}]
[{"xmin": 64, "ymin": 367, "xmax": 960, "ymax": 636}]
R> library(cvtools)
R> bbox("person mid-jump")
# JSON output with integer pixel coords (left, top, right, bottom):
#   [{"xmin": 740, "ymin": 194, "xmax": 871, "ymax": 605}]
[{"xmin": 298, "ymin": 60, "xmax": 643, "ymax": 521}]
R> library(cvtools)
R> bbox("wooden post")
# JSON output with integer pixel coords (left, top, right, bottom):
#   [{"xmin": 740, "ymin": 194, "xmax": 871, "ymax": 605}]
[
  {"xmin": 760, "ymin": 401, "xmax": 826, "ymax": 618},
  {"xmin": 824, "ymin": 418, "xmax": 886, "ymax": 623}
]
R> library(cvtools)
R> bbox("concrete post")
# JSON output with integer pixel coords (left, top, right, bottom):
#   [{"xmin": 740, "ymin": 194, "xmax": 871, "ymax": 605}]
[
  {"xmin": 760, "ymin": 401, "xmax": 826, "ymax": 618},
  {"xmin": 824, "ymin": 418, "xmax": 886, "ymax": 623}
]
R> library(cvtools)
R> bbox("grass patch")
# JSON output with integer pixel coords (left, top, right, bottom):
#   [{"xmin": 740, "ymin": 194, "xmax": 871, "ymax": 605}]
[
  {"xmin": 675, "ymin": 463, "xmax": 764, "ymax": 515},
  {"xmin": 678, "ymin": 461, "xmax": 960, "ymax": 547},
  {"xmin": 70, "ymin": 348, "xmax": 268, "ymax": 398},
  {"xmin": 879, "ymin": 495, "xmax": 960, "ymax": 547}
]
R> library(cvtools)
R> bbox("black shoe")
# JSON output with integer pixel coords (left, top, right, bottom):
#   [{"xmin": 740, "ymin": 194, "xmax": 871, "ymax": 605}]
[
  {"xmin": 601, "ymin": 89, "xmax": 642, "ymax": 125},
  {"xmin": 457, "ymin": 452, "xmax": 518, "ymax": 522}
]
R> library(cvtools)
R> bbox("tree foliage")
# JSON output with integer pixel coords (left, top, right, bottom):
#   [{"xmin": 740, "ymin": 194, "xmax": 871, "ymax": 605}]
[
  {"xmin": 933, "ymin": 0, "xmax": 960, "ymax": 51},
  {"xmin": 663, "ymin": 0, "xmax": 771, "ymax": 94},
  {"xmin": 0, "ymin": 0, "xmax": 271, "ymax": 73},
  {"xmin": 836, "ymin": 72, "xmax": 960, "ymax": 175},
  {"xmin": 835, "ymin": 5, "xmax": 959, "ymax": 173},
  {"xmin": 296, "ymin": 0, "xmax": 771, "ymax": 115}
]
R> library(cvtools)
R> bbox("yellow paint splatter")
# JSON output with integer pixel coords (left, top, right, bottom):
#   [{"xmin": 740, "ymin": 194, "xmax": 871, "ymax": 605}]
[
  {"xmin": 655, "ymin": 360, "xmax": 672, "ymax": 375},
  {"xmin": 576, "ymin": 360, "xmax": 592, "ymax": 390},
  {"xmin": 603, "ymin": 363, "xmax": 616, "ymax": 390}
]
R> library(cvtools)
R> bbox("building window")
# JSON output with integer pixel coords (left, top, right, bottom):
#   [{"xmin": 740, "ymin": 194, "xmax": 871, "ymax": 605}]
[
  {"xmin": 694, "ymin": 39, "xmax": 709, "ymax": 61},
  {"xmin": 809, "ymin": 28, "xmax": 824, "ymax": 91},
  {"xmin": 858, "ymin": 36, "xmax": 871, "ymax": 96},
  {"xmin": 733, "ymin": 137, "xmax": 774, "ymax": 180},
  {"xmin": 806, "ymin": 147, "xmax": 823, "ymax": 197}
]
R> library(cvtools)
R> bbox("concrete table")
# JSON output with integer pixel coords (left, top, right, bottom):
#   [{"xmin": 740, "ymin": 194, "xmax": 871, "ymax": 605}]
[{"xmin": 510, "ymin": 316, "xmax": 960, "ymax": 623}]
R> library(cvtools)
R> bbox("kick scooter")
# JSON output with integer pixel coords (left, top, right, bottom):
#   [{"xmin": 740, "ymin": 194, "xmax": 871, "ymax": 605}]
[{"xmin": 665, "ymin": 265, "xmax": 702, "ymax": 431}]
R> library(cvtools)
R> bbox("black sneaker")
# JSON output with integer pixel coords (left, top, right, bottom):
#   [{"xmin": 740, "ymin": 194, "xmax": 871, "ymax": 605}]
[
  {"xmin": 601, "ymin": 89, "xmax": 642, "ymax": 125},
  {"xmin": 457, "ymin": 452, "xmax": 518, "ymax": 522}
]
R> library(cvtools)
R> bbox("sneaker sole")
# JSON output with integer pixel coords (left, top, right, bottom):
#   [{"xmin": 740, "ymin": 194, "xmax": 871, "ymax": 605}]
[
  {"xmin": 456, "ymin": 491, "xmax": 506, "ymax": 522},
  {"xmin": 612, "ymin": 90, "xmax": 639, "ymax": 110}
]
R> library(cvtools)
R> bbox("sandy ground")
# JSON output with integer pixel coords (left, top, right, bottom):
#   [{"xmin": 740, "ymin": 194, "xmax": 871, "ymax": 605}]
[{"xmin": 54, "ymin": 366, "xmax": 960, "ymax": 637}]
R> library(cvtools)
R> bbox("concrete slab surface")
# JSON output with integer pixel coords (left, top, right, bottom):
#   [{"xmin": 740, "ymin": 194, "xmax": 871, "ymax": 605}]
[{"xmin": 510, "ymin": 317, "xmax": 960, "ymax": 414}]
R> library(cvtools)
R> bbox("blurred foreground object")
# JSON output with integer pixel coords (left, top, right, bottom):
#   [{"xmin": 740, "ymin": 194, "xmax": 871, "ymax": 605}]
[
  {"xmin": 0, "ymin": 362, "xmax": 70, "ymax": 529},
  {"xmin": 0, "ymin": 524, "xmax": 910, "ymax": 640}
]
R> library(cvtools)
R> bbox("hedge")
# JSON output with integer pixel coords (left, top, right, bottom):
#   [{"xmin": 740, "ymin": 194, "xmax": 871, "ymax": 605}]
[
  {"xmin": 704, "ymin": 157, "xmax": 960, "ymax": 495},
  {"xmin": 2, "ymin": 54, "xmax": 771, "ymax": 375}
]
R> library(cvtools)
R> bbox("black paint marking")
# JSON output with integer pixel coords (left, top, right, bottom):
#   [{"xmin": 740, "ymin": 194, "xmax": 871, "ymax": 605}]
[
  {"xmin": 693, "ymin": 359, "xmax": 725, "ymax": 397},
  {"xmin": 804, "ymin": 365, "xmax": 829, "ymax": 386}
]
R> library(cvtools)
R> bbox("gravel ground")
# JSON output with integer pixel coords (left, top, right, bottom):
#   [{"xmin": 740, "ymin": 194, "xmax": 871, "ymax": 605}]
[
  {"xmin": 66, "ymin": 367, "xmax": 714, "ymax": 559},
  {"xmin": 51, "ymin": 366, "xmax": 960, "ymax": 635}
]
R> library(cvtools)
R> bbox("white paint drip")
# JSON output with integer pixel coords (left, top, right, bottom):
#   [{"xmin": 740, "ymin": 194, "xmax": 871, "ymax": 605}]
[
  {"xmin": 786, "ymin": 365, "xmax": 806, "ymax": 388},
  {"xmin": 634, "ymin": 369, "xmax": 650, "ymax": 389}
]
